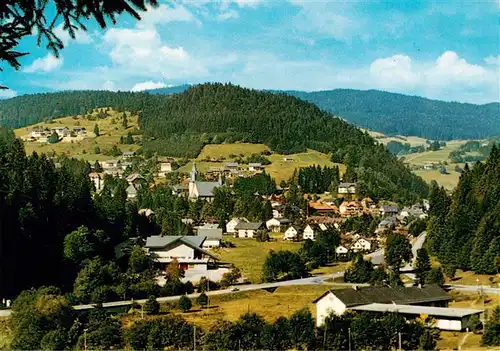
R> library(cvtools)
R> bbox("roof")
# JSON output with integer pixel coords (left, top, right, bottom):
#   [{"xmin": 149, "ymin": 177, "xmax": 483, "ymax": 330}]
[
  {"xmin": 123, "ymin": 151, "xmax": 136, "ymax": 156},
  {"xmin": 193, "ymin": 181, "xmax": 220, "ymax": 197},
  {"xmin": 381, "ymin": 205, "xmax": 399, "ymax": 212},
  {"xmin": 173, "ymin": 184, "xmax": 189, "ymax": 191},
  {"xmin": 248, "ymin": 163, "xmax": 262, "ymax": 167},
  {"xmin": 313, "ymin": 285, "xmax": 452, "ymax": 306},
  {"xmin": 145, "ymin": 235, "xmax": 218, "ymax": 260},
  {"xmin": 225, "ymin": 162, "xmax": 239, "ymax": 167},
  {"xmin": 351, "ymin": 303, "xmax": 483, "ymax": 318},
  {"xmin": 338, "ymin": 182, "xmax": 356, "ymax": 188},
  {"xmin": 197, "ymin": 227, "xmax": 223, "ymax": 239},
  {"xmin": 234, "ymin": 221, "xmax": 263, "ymax": 230},
  {"xmin": 126, "ymin": 184, "xmax": 138, "ymax": 195},
  {"xmin": 126, "ymin": 173, "xmax": 144, "ymax": 182}
]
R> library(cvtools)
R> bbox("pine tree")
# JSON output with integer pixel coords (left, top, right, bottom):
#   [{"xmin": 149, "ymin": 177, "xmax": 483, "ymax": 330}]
[
  {"xmin": 415, "ymin": 248, "xmax": 431, "ymax": 286},
  {"xmin": 94, "ymin": 124, "xmax": 100, "ymax": 137}
]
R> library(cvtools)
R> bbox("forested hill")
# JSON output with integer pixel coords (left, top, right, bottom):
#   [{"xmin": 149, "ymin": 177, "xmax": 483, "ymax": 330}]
[
  {"xmin": 140, "ymin": 83, "xmax": 429, "ymax": 202},
  {"xmin": 0, "ymin": 91, "xmax": 147, "ymax": 128},
  {"xmin": 288, "ymin": 89, "xmax": 500, "ymax": 140}
]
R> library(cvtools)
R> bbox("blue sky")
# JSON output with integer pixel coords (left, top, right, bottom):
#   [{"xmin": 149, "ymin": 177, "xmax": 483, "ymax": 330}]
[{"xmin": 1, "ymin": 0, "xmax": 499, "ymax": 103}]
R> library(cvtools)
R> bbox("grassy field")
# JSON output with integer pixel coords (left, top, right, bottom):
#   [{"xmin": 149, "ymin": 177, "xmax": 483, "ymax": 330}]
[
  {"xmin": 178, "ymin": 145, "xmax": 345, "ymax": 183},
  {"xmin": 197, "ymin": 143, "xmax": 269, "ymax": 160},
  {"xmin": 215, "ymin": 235, "xmax": 302, "ymax": 283},
  {"xmin": 403, "ymin": 140, "xmax": 466, "ymax": 165},
  {"xmin": 414, "ymin": 168, "xmax": 462, "ymax": 190},
  {"xmin": 451, "ymin": 270, "xmax": 500, "ymax": 287},
  {"xmin": 14, "ymin": 109, "xmax": 140, "ymax": 161}
]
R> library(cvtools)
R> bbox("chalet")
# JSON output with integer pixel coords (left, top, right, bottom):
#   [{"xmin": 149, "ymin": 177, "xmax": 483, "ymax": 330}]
[
  {"xmin": 145, "ymin": 235, "xmax": 219, "ymax": 272},
  {"xmin": 188, "ymin": 163, "xmax": 221, "ymax": 201},
  {"xmin": 31, "ymin": 127, "xmax": 47, "ymax": 138},
  {"xmin": 122, "ymin": 151, "xmax": 136, "ymax": 159},
  {"xmin": 266, "ymin": 218, "xmax": 291, "ymax": 232},
  {"xmin": 339, "ymin": 201, "xmax": 362, "ymax": 217},
  {"xmin": 197, "ymin": 224, "xmax": 223, "ymax": 248},
  {"xmin": 51, "ymin": 127, "xmax": 69, "ymax": 137},
  {"xmin": 284, "ymin": 225, "xmax": 301, "ymax": 241},
  {"xmin": 308, "ymin": 216, "xmax": 343, "ymax": 230},
  {"xmin": 303, "ymin": 224, "xmax": 319, "ymax": 241},
  {"xmin": 308, "ymin": 201, "xmax": 338, "ymax": 216},
  {"xmin": 399, "ymin": 206, "xmax": 427, "ymax": 220},
  {"xmin": 335, "ymin": 245, "xmax": 349, "ymax": 256},
  {"xmin": 351, "ymin": 238, "xmax": 372, "ymax": 252},
  {"xmin": 314, "ymin": 285, "xmax": 453, "ymax": 327},
  {"xmin": 248, "ymin": 163, "xmax": 263, "ymax": 172},
  {"xmin": 226, "ymin": 218, "xmax": 249, "ymax": 234},
  {"xmin": 337, "ymin": 182, "xmax": 356, "ymax": 196},
  {"xmin": 377, "ymin": 216, "xmax": 398, "ymax": 233},
  {"xmin": 89, "ymin": 172, "xmax": 104, "ymax": 192},
  {"xmin": 157, "ymin": 162, "xmax": 172, "ymax": 178},
  {"xmin": 234, "ymin": 221, "xmax": 264, "ymax": 238},
  {"xmin": 380, "ymin": 205, "xmax": 399, "ymax": 216}
]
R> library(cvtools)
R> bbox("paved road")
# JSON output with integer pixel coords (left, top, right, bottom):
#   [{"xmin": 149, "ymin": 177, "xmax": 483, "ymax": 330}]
[
  {"xmin": 448, "ymin": 284, "xmax": 500, "ymax": 295},
  {"xmin": 401, "ymin": 232, "xmax": 427, "ymax": 279}
]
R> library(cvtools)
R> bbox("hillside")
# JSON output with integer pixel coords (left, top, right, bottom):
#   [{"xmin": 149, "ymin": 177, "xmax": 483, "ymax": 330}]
[
  {"xmin": 140, "ymin": 83, "xmax": 429, "ymax": 202},
  {"xmin": 288, "ymin": 89, "xmax": 500, "ymax": 140}
]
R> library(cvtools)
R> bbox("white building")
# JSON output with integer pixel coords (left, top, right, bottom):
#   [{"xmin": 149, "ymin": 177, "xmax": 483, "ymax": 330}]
[
  {"xmin": 283, "ymin": 226, "xmax": 300, "ymax": 241},
  {"xmin": 248, "ymin": 163, "xmax": 263, "ymax": 172},
  {"xmin": 234, "ymin": 222, "xmax": 264, "ymax": 238},
  {"xmin": 197, "ymin": 224, "xmax": 223, "ymax": 248},
  {"xmin": 337, "ymin": 182, "xmax": 356, "ymax": 195},
  {"xmin": 266, "ymin": 218, "xmax": 291, "ymax": 232},
  {"xmin": 88, "ymin": 172, "xmax": 104, "ymax": 192},
  {"xmin": 351, "ymin": 238, "xmax": 372, "ymax": 252},
  {"xmin": 145, "ymin": 235, "xmax": 219, "ymax": 273},
  {"xmin": 313, "ymin": 285, "xmax": 452, "ymax": 328},
  {"xmin": 335, "ymin": 245, "xmax": 349, "ymax": 255},
  {"xmin": 226, "ymin": 218, "xmax": 249, "ymax": 234},
  {"xmin": 303, "ymin": 224, "xmax": 318, "ymax": 241},
  {"xmin": 158, "ymin": 162, "xmax": 172, "ymax": 178},
  {"xmin": 188, "ymin": 163, "xmax": 221, "ymax": 201}
]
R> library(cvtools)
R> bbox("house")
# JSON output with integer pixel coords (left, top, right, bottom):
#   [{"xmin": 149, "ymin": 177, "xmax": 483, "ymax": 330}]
[
  {"xmin": 337, "ymin": 182, "xmax": 356, "ymax": 196},
  {"xmin": 122, "ymin": 151, "xmax": 136, "ymax": 159},
  {"xmin": 272, "ymin": 205, "xmax": 285, "ymax": 219},
  {"xmin": 266, "ymin": 218, "xmax": 291, "ymax": 232},
  {"xmin": 157, "ymin": 162, "xmax": 172, "ymax": 178},
  {"xmin": 30, "ymin": 127, "xmax": 47, "ymax": 138},
  {"xmin": 51, "ymin": 127, "xmax": 69, "ymax": 137},
  {"xmin": 225, "ymin": 162, "xmax": 239, "ymax": 171},
  {"xmin": 284, "ymin": 226, "xmax": 301, "ymax": 241},
  {"xmin": 188, "ymin": 163, "xmax": 222, "ymax": 201},
  {"xmin": 308, "ymin": 216, "xmax": 343, "ymax": 230},
  {"xmin": 172, "ymin": 184, "xmax": 189, "ymax": 196},
  {"xmin": 234, "ymin": 221, "xmax": 264, "ymax": 238},
  {"xmin": 377, "ymin": 216, "xmax": 398, "ymax": 233},
  {"xmin": 101, "ymin": 160, "xmax": 120, "ymax": 169},
  {"xmin": 248, "ymin": 163, "xmax": 263, "ymax": 172},
  {"xmin": 351, "ymin": 238, "xmax": 372, "ymax": 252},
  {"xmin": 145, "ymin": 235, "xmax": 219, "ymax": 272},
  {"xmin": 88, "ymin": 172, "xmax": 104, "ymax": 192},
  {"xmin": 399, "ymin": 206, "xmax": 427, "ymax": 220},
  {"xmin": 351, "ymin": 304, "xmax": 483, "ymax": 331},
  {"xmin": 308, "ymin": 201, "xmax": 338, "ymax": 216},
  {"xmin": 73, "ymin": 127, "xmax": 87, "ymax": 135},
  {"xmin": 121, "ymin": 161, "xmax": 133, "ymax": 171},
  {"xmin": 126, "ymin": 184, "xmax": 139, "ymax": 200},
  {"xmin": 197, "ymin": 224, "xmax": 223, "ymax": 248},
  {"xmin": 314, "ymin": 285, "xmax": 453, "ymax": 327},
  {"xmin": 226, "ymin": 218, "xmax": 249, "ymax": 234},
  {"xmin": 335, "ymin": 245, "xmax": 349, "ymax": 255},
  {"xmin": 380, "ymin": 205, "xmax": 399, "ymax": 216},
  {"xmin": 303, "ymin": 224, "xmax": 319, "ymax": 241},
  {"xmin": 339, "ymin": 201, "xmax": 362, "ymax": 217}
]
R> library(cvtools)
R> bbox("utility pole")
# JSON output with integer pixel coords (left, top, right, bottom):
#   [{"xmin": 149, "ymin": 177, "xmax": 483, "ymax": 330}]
[
  {"xmin": 398, "ymin": 332, "xmax": 402, "ymax": 351},
  {"xmin": 193, "ymin": 325, "xmax": 196, "ymax": 351},
  {"xmin": 84, "ymin": 328, "xmax": 88, "ymax": 351},
  {"xmin": 323, "ymin": 323, "xmax": 328, "ymax": 349},
  {"xmin": 348, "ymin": 327, "xmax": 351, "ymax": 351}
]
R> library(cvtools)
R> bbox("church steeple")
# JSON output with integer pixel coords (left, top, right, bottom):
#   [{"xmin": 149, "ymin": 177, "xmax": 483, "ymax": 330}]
[{"xmin": 191, "ymin": 162, "xmax": 198, "ymax": 182}]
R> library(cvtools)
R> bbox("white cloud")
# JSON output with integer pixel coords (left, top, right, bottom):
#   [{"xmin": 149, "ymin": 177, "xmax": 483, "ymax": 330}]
[
  {"xmin": 137, "ymin": 4, "xmax": 199, "ymax": 28},
  {"xmin": 103, "ymin": 28, "xmax": 208, "ymax": 79},
  {"xmin": 0, "ymin": 88, "xmax": 17, "ymax": 99},
  {"xmin": 370, "ymin": 54, "xmax": 420, "ymax": 88},
  {"xmin": 53, "ymin": 24, "xmax": 93, "ymax": 46},
  {"xmin": 484, "ymin": 55, "xmax": 500, "ymax": 65},
  {"xmin": 223, "ymin": 0, "xmax": 265, "ymax": 8},
  {"xmin": 217, "ymin": 9, "xmax": 239, "ymax": 21},
  {"xmin": 131, "ymin": 81, "xmax": 169, "ymax": 91},
  {"xmin": 23, "ymin": 54, "xmax": 63, "ymax": 73},
  {"xmin": 101, "ymin": 80, "xmax": 117, "ymax": 91}
]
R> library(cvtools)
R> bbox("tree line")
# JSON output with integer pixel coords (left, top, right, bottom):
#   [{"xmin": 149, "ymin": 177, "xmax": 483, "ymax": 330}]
[{"xmin": 427, "ymin": 145, "xmax": 500, "ymax": 274}]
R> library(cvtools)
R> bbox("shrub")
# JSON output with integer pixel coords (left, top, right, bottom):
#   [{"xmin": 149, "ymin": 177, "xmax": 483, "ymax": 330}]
[
  {"xmin": 143, "ymin": 295, "xmax": 160, "ymax": 315},
  {"xmin": 178, "ymin": 295, "xmax": 192, "ymax": 312}
]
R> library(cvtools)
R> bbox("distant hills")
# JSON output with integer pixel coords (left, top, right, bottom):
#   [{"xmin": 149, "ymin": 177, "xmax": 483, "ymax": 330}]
[{"xmin": 145, "ymin": 85, "xmax": 500, "ymax": 140}]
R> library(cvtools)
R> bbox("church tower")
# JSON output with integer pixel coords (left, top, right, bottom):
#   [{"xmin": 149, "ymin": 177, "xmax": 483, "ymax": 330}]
[{"xmin": 191, "ymin": 162, "xmax": 198, "ymax": 182}]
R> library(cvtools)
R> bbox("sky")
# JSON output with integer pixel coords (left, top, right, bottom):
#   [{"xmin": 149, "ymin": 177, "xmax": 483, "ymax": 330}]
[{"xmin": 1, "ymin": 0, "xmax": 499, "ymax": 103}]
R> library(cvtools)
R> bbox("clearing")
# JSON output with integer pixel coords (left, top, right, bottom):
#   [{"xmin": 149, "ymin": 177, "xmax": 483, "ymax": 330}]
[
  {"xmin": 197, "ymin": 143, "xmax": 269, "ymax": 160},
  {"xmin": 14, "ymin": 109, "xmax": 140, "ymax": 162}
]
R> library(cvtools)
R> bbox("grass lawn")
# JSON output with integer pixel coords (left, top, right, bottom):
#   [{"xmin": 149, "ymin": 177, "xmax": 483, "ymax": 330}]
[
  {"xmin": 215, "ymin": 236, "xmax": 302, "ymax": 283},
  {"xmin": 414, "ymin": 168, "xmax": 462, "ymax": 190},
  {"xmin": 403, "ymin": 140, "xmax": 466, "ymax": 165},
  {"xmin": 197, "ymin": 143, "xmax": 269, "ymax": 160},
  {"xmin": 450, "ymin": 270, "xmax": 500, "ymax": 287},
  {"xmin": 15, "ymin": 109, "xmax": 140, "ymax": 162}
]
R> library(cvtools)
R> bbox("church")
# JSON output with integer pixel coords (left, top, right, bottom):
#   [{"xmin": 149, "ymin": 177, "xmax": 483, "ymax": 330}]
[{"xmin": 188, "ymin": 162, "xmax": 222, "ymax": 201}]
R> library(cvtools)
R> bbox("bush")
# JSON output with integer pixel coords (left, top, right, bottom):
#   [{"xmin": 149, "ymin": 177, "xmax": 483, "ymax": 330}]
[
  {"xmin": 143, "ymin": 295, "xmax": 160, "ymax": 315},
  {"xmin": 196, "ymin": 292, "xmax": 208, "ymax": 308},
  {"xmin": 178, "ymin": 295, "xmax": 192, "ymax": 312}
]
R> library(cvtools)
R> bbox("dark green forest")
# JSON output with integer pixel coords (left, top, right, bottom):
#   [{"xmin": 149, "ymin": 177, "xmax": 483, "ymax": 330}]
[
  {"xmin": 427, "ymin": 145, "xmax": 500, "ymax": 274},
  {"xmin": 288, "ymin": 89, "xmax": 500, "ymax": 140}
]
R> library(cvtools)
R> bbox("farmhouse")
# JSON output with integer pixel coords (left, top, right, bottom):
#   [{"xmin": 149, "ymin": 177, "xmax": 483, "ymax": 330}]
[
  {"xmin": 248, "ymin": 163, "xmax": 263, "ymax": 172},
  {"xmin": 51, "ymin": 127, "xmax": 69, "ymax": 137},
  {"xmin": 225, "ymin": 162, "xmax": 239, "ymax": 172},
  {"xmin": 197, "ymin": 224, "xmax": 223, "ymax": 248},
  {"xmin": 339, "ymin": 201, "xmax": 362, "ymax": 217},
  {"xmin": 351, "ymin": 238, "xmax": 372, "ymax": 252},
  {"xmin": 380, "ymin": 205, "xmax": 400, "ymax": 216},
  {"xmin": 234, "ymin": 221, "xmax": 264, "ymax": 238},
  {"xmin": 303, "ymin": 224, "xmax": 319, "ymax": 241},
  {"xmin": 337, "ymin": 182, "xmax": 356, "ymax": 196},
  {"xmin": 266, "ymin": 218, "xmax": 291, "ymax": 232},
  {"xmin": 314, "ymin": 285, "xmax": 453, "ymax": 327},
  {"xmin": 335, "ymin": 245, "xmax": 349, "ymax": 256},
  {"xmin": 283, "ymin": 225, "xmax": 301, "ymax": 241},
  {"xmin": 145, "ymin": 235, "xmax": 219, "ymax": 272},
  {"xmin": 308, "ymin": 201, "xmax": 338, "ymax": 216},
  {"xmin": 226, "ymin": 218, "xmax": 249, "ymax": 234}
]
